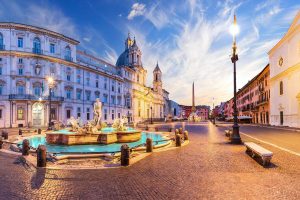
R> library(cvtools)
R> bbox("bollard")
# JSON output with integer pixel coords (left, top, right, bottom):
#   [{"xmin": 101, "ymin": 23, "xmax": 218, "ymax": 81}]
[
  {"xmin": 179, "ymin": 128, "xmax": 183, "ymax": 135},
  {"xmin": 120, "ymin": 144, "xmax": 130, "ymax": 166},
  {"xmin": 19, "ymin": 129, "xmax": 22, "ymax": 136},
  {"xmin": 145, "ymin": 125, "xmax": 149, "ymax": 131},
  {"xmin": 2, "ymin": 131, "xmax": 8, "ymax": 140},
  {"xmin": 184, "ymin": 131, "xmax": 189, "ymax": 140},
  {"xmin": 175, "ymin": 134, "xmax": 181, "ymax": 147},
  {"xmin": 168, "ymin": 127, "xmax": 172, "ymax": 132},
  {"xmin": 37, "ymin": 145, "xmax": 47, "ymax": 167},
  {"xmin": 22, "ymin": 139, "xmax": 30, "ymax": 156},
  {"xmin": 38, "ymin": 128, "xmax": 42, "ymax": 135},
  {"xmin": 146, "ymin": 138, "xmax": 153, "ymax": 152},
  {"xmin": 0, "ymin": 137, "xmax": 3, "ymax": 149}
]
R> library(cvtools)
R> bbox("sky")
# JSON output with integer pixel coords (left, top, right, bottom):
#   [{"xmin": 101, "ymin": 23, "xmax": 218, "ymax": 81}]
[{"xmin": 0, "ymin": 0, "xmax": 299, "ymax": 107}]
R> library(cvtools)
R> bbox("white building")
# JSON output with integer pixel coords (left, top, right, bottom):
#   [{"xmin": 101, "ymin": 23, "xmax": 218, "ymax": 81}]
[
  {"xmin": 0, "ymin": 23, "xmax": 170, "ymax": 128},
  {"xmin": 269, "ymin": 11, "xmax": 300, "ymax": 127}
]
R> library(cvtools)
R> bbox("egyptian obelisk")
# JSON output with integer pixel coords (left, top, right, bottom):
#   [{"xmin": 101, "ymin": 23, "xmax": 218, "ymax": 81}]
[{"xmin": 192, "ymin": 82, "xmax": 196, "ymax": 112}]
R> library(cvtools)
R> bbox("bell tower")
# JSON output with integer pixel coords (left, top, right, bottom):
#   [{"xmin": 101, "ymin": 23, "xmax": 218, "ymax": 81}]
[{"xmin": 153, "ymin": 62, "xmax": 162, "ymax": 94}]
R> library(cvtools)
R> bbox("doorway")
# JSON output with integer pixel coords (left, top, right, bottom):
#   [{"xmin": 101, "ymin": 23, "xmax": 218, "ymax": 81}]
[{"xmin": 32, "ymin": 102, "xmax": 44, "ymax": 127}]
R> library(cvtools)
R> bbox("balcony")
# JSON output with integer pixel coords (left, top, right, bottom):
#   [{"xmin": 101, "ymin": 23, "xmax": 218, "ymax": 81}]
[
  {"xmin": 257, "ymin": 99, "xmax": 268, "ymax": 106},
  {"xmin": 32, "ymin": 48, "xmax": 43, "ymax": 55},
  {"xmin": 64, "ymin": 56, "xmax": 73, "ymax": 62},
  {"xmin": 9, "ymin": 94, "xmax": 64, "ymax": 101},
  {"xmin": 0, "ymin": 44, "xmax": 5, "ymax": 51}
]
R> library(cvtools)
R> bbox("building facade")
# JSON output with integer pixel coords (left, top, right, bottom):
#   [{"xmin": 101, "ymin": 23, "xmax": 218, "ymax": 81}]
[
  {"xmin": 180, "ymin": 105, "xmax": 210, "ymax": 120},
  {"xmin": 0, "ymin": 23, "xmax": 169, "ymax": 128},
  {"xmin": 269, "ymin": 11, "xmax": 300, "ymax": 127},
  {"xmin": 222, "ymin": 64, "xmax": 270, "ymax": 124},
  {"xmin": 115, "ymin": 34, "xmax": 168, "ymax": 123}
]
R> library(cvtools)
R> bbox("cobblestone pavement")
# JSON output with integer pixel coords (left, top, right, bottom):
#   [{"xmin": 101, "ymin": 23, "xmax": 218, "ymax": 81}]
[{"xmin": 1, "ymin": 122, "xmax": 300, "ymax": 200}]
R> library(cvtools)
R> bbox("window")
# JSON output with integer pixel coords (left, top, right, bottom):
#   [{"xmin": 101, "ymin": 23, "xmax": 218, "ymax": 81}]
[
  {"xmin": 111, "ymin": 95, "xmax": 115, "ymax": 104},
  {"xmin": 17, "ymin": 85, "xmax": 25, "ymax": 95},
  {"xmin": 0, "ymin": 67, "xmax": 2, "ymax": 75},
  {"xmin": 86, "ymin": 78, "xmax": 90, "ymax": 86},
  {"xmin": 34, "ymin": 86, "xmax": 41, "ymax": 96},
  {"xmin": 103, "ymin": 94, "xmax": 108, "ymax": 103},
  {"xmin": 118, "ymin": 83, "xmax": 121, "ymax": 93},
  {"xmin": 18, "ymin": 37, "xmax": 23, "ymax": 48},
  {"xmin": 17, "ymin": 107, "xmax": 24, "ymax": 120},
  {"xmin": 77, "ymin": 76, "xmax": 81, "ymax": 84},
  {"xmin": 0, "ymin": 33, "xmax": 4, "ymax": 50},
  {"xmin": 95, "ymin": 91, "xmax": 100, "ymax": 99},
  {"xmin": 33, "ymin": 37, "xmax": 41, "ymax": 54},
  {"xmin": 112, "ymin": 84, "xmax": 114, "ymax": 92},
  {"xmin": 50, "ymin": 43, "xmax": 55, "ymax": 53},
  {"xmin": 117, "ymin": 96, "xmax": 121, "ymax": 105},
  {"xmin": 50, "ymin": 108, "xmax": 56, "ymax": 120},
  {"xmin": 76, "ymin": 90, "xmax": 81, "ymax": 100},
  {"xmin": 112, "ymin": 110, "xmax": 115, "ymax": 120},
  {"xmin": 18, "ymin": 58, "xmax": 23, "ymax": 64},
  {"xmin": 96, "ymin": 80, "xmax": 99, "ymax": 88},
  {"xmin": 0, "ymin": 109, "xmax": 2, "ymax": 119},
  {"xmin": 86, "ymin": 91, "xmax": 91, "ymax": 101},
  {"xmin": 118, "ymin": 112, "xmax": 121, "ymax": 119},
  {"xmin": 104, "ymin": 78, "xmax": 107, "ymax": 90},
  {"xmin": 77, "ymin": 107, "xmax": 81, "ymax": 118},
  {"xmin": 86, "ymin": 108, "xmax": 90, "ymax": 120},
  {"xmin": 65, "ymin": 46, "xmax": 72, "ymax": 61},
  {"xmin": 67, "ymin": 75, "xmax": 71, "ymax": 81},
  {"xmin": 66, "ymin": 110, "xmax": 71, "ymax": 119},
  {"xmin": 0, "ymin": 85, "xmax": 3, "ymax": 95},
  {"xmin": 280, "ymin": 81, "xmax": 283, "ymax": 95},
  {"xmin": 66, "ymin": 90, "xmax": 71, "ymax": 99},
  {"xmin": 104, "ymin": 109, "xmax": 107, "ymax": 120}
]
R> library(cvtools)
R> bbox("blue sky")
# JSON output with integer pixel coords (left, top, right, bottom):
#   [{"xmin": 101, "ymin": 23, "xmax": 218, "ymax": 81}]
[{"xmin": 0, "ymin": 0, "xmax": 299, "ymax": 106}]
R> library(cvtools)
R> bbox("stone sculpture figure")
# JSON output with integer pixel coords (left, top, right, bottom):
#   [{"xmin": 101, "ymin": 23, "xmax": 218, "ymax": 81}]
[{"xmin": 94, "ymin": 98, "xmax": 102, "ymax": 129}]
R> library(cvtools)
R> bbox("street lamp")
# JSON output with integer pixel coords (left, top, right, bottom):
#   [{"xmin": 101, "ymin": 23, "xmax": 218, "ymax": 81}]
[
  {"xmin": 229, "ymin": 14, "xmax": 241, "ymax": 144},
  {"xmin": 150, "ymin": 106, "xmax": 153, "ymax": 124},
  {"xmin": 47, "ymin": 76, "xmax": 55, "ymax": 130},
  {"xmin": 212, "ymin": 97, "xmax": 216, "ymax": 125}
]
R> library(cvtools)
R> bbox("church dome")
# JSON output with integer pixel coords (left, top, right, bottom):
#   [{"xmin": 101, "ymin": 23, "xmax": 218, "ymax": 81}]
[{"xmin": 116, "ymin": 49, "xmax": 129, "ymax": 67}]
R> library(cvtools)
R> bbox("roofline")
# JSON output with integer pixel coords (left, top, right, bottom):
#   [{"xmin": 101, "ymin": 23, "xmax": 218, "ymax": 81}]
[
  {"xmin": 268, "ymin": 11, "xmax": 300, "ymax": 55},
  {"xmin": 77, "ymin": 50, "xmax": 116, "ymax": 68},
  {"xmin": 0, "ymin": 22, "xmax": 80, "ymax": 45}
]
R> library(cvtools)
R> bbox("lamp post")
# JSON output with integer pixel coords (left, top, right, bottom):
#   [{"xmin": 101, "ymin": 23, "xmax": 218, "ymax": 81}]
[
  {"xmin": 230, "ymin": 14, "xmax": 242, "ymax": 144},
  {"xmin": 47, "ymin": 76, "xmax": 55, "ymax": 130},
  {"xmin": 150, "ymin": 106, "xmax": 153, "ymax": 124},
  {"xmin": 212, "ymin": 97, "xmax": 216, "ymax": 125}
]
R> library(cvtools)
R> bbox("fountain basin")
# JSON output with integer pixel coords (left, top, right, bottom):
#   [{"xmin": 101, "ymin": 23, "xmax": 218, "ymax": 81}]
[{"xmin": 46, "ymin": 129, "xmax": 141, "ymax": 145}]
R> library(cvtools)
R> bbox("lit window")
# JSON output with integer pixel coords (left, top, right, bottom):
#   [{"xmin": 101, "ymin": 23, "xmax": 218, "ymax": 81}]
[{"xmin": 17, "ymin": 107, "xmax": 24, "ymax": 120}]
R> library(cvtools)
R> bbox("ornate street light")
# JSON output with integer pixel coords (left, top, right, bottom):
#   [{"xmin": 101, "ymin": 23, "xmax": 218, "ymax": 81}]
[
  {"xmin": 150, "ymin": 106, "xmax": 153, "ymax": 124},
  {"xmin": 229, "ymin": 14, "xmax": 242, "ymax": 144},
  {"xmin": 47, "ymin": 76, "xmax": 55, "ymax": 130}
]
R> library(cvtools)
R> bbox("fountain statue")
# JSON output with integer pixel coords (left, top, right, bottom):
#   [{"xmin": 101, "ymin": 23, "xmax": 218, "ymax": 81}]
[
  {"xmin": 112, "ymin": 116, "xmax": 127, "ymax": 131},
  {"xmin": 94, "ymin": 98, "xmax": 102, "ymax": 130}
]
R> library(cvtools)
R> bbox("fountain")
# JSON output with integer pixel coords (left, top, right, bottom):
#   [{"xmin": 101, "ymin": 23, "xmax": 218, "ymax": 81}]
[{"xmin": 46, "ymin": 99, "xmax": 141, "ymax": 145}]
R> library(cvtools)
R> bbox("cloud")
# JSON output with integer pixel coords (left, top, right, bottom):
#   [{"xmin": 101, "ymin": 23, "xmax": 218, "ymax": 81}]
[{"xmin": 127, "ymin": 3, "xmax": 146, "ymax": 20}]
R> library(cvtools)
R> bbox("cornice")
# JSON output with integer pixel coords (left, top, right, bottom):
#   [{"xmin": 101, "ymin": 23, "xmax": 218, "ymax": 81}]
[
  {"xmin": 0, "ymin": 22, "xmax": 79, "ymax": 45},
  {"xmin": 270, "ymin": 62, "xmax": 300, "ymax": 82}
]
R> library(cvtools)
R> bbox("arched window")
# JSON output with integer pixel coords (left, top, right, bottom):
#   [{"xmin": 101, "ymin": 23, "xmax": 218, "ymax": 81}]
[
  {"xmin": 0, "ymin": 33, "xmax": 4, "ymax": 50},
  {"xmin": 65, "ymin": 46, "xmax": 72, "ymax": 61},
  {"xmin": 33, "ymin": 37, "xmax": 41, "ymax": 54},
  {"xmin": 280, "ymin": 81, "xmax": 283, "ymax": 95}
]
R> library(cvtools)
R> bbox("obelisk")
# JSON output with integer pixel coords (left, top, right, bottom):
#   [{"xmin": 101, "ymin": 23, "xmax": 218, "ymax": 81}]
[{"xmin": 192, "ymin": 82, "xmax": 196, "ymax": 112}]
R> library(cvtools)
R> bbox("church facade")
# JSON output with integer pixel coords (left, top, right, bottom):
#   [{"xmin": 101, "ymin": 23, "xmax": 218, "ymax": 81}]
[
  {"xmin": 115, "ymin": 34, "xmax": 168, "ymax": 123},
  {"xmin": 0, "ymin": 22, "xmax": 169, "ymax": 128}
]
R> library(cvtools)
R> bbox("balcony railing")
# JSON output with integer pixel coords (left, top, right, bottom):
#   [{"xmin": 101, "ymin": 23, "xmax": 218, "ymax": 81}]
[
  {"xmin": 64, "ymin": 56, "xmax": 73, "ymax": 62},
  {"xmin": 9, "ymin": 94, "xmax": 64, "ymax": 101},
  {"xmin": 32, "ymin": 48, "xmax": 43, "ymax": 55},
  {"xmin": 0, "ymin": 44, "xmax": 5, "ymax": 50}
]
